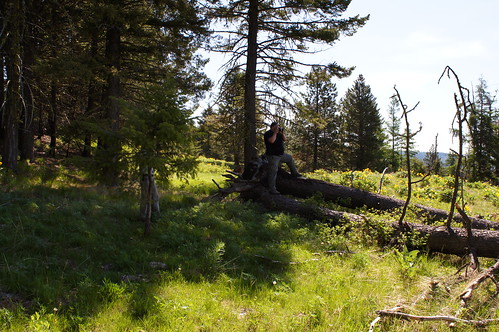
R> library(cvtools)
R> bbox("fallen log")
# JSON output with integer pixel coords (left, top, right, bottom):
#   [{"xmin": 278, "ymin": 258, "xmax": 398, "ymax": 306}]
[
  {"xmin": 246, "ymin": 187, "xmax": 499, "ymax": 259},
  {"xmin": 398, "ymin": 222, "xmax": 499, "ymax": 259},
  {"xmin": 276, "ymin": 172, "xmax": 499, "ymax": 230},
  {"xmin": 215, "ymin": 169, "xmax": 499, "ymax": 258},
  {"xmin": 239, "ymin": 184, "xmax": 365, "ymax": 225}
]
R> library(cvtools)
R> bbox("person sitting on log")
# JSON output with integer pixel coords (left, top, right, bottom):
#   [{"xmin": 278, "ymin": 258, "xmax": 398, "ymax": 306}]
[{"xmin": 264, "ymin": 122, "xmax": 303, "ymax": 194}]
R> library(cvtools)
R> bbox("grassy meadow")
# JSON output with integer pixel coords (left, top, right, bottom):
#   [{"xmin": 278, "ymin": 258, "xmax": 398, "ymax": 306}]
[{"xmin": 0, "ymin": 157, "xmax": 498, "ymax": 331}]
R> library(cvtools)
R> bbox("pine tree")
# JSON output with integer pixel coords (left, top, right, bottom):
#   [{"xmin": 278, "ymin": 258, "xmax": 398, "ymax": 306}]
[
  {"xmin": 201, "ymin": 69, "xmax": 246, "ymax": 167},
  {"xmin": 467, "ymin": 77, "xmax": 498, "ymax": 183},
  {"xmin": 340, "ymin": 74, "xmax": 386, "ymax": 171},
  {"xmin": 207, "ymin": 0, "xmax": 368, "ymax": 163},
  {"xmin": 0, "ymin": 0, "xmax": 210, "ymax": 183},
  {"xmin": 1, "ymin": 0, "xmax": 24, "ymax": 171},
  {"xmin": 73, "ymin": 0, "xmax": 209, "ymax": 184},
  {"xmin": 423, "ymin": 135, "xmax": 442, "ymax": 175},
  {"xmin": 291, "ymin": 66, "xmax": 340, "ymax": 171},
  {"xmin": 385, "ymin": 95, "xmax": 403, "ymax": 171}
]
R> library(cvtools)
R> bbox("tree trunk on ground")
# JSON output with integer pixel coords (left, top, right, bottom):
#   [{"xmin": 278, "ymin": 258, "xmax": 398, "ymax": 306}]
[
  {"xmin": 237, "ymin": 181, "xmax": 499, "ymax": 259},
  {"xmin": 399, "ymin": 222, "xmax": 499, "ymax": 259},
  {"xmin": 221, "ymin": 167, "xmax": 499, "ymax": 258},
  {"xmin": 240, "ymin": 184, "xmax": 365, "ymax": 225},
  {"xmin": 275, "ymin": 172, "xmax": 499, "ymax": 230}
]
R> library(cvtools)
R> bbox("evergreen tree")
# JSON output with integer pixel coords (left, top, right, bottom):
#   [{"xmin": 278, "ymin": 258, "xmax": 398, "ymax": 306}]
[
  {"xmin": 122, "ymin": 79, "xmax": 198, "ymax": 233},
  {"xmin": 291, "ymin": 66, "xmax": 340, "ymax": 171},
  {"xmin": 94, "ymin": 0, "xmax": 209, "ymax": 185},
  {"xmin": 385, "ymin": 95, "xmax": 403, "ymax": 171},
  {"xmin": 200, "ymin": 69, "xmax": 246, "ymax": 167},
  {"xmin": 1, "ymin": 0, "xmax": 24, "ymax": 171},
  {"xmin": 1, "ymin": 0, "xmax": 210, "ymax": 183},
  {"xmin": 467, "ymin": 77, "xmax": 498, "ymax": 183},
  {"xmin": 207, "ymin": 0, "xmax": 368, "ymax": 163},
  {"xmin": 197, "ymin": 107, "xmax": 220, "ymax": 159},
  {"xmin": 340, "ymin": 74, "xmax": 386, "ymax": 171},
  {"xmin": 423, "ymin": 135, "xmax": 442, "ymax": 175}
]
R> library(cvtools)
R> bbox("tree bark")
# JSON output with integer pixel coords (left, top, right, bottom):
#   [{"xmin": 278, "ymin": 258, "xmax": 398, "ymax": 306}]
[
  {"xmin": 101, "ymin": 24, "xmax": 122, "ymax": 185},
  {"xmin": 460, "ymin": 259, "xmax": 499, "ymax": 306},
  {"xmin": 239, "ymin": 183, "xmax": 365, "ymax": 225},
  {"xmin": 0, "ymin": 56, "xmax": 5, "ymax": 153},
  {"xmin": 237, "ymin": 182, "xmax": 499, "ymax": 259},
  {"xmin": 2, "ymin": 0, "xmax": 24, "ymax": 171},
  {"xmin": 82, "ymin": 31, "xmax": 99, "ymax": 158},
  {"xmin": 400, "ymin": 222, "xmax": 499, "ymax": 259},
  {"xmin": 19, "ymin": 1, "xmax": 36, "ymax": 163},
  {"xmin": 243, "ymin": 0, "xmax": 258, "ymax": 165},
  {"xmin": 375, "ymin": 309, "xmax": 499, "ymax": 327},
  {"xmin": 48, "ymin": 83, "xmax": 57, "ymax": 157},
  {"xmin": 240, "ymin": 183, "xmax": 499, "ymax": 258},
  {"xmin": 140, "ymin": 168, "xmax": 160, "ymax": 235},
  {"xmin": 276, "ymin": 173, "xmax": 499, "ymax": 230}
]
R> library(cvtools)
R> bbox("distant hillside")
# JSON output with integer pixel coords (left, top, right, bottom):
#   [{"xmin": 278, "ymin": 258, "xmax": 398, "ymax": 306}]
[{"xmin": 415, "ymin": 152, "xmax": 449, "ymax": 164}]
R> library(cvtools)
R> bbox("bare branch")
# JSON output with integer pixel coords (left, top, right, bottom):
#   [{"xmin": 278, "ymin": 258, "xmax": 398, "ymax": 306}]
[{"xmin": 376, "ymin": 310, "xmax": 499, "ymax": 327}]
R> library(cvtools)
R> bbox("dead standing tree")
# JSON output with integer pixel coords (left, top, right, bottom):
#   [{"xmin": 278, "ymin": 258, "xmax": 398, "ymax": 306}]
[
  {"xmin": 393, "ymin": 86, "xmax": 425, "ymax": 229},
  {"xmin": 140, "ymin": 167, "xmax": 160, "ymax": 236},
  {"xmin": 438, "ymin": 66, "xmax": 471, "ymax": 229}
]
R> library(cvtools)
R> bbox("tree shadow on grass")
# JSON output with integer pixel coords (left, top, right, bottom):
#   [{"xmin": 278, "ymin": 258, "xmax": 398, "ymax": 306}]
[{"xmin": 0, "ymin": 185, "xmax": 311, "ymax": 327}]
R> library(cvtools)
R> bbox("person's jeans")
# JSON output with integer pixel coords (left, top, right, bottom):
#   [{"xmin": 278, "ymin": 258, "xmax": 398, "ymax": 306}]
[{"xmin": 267, "ymin": 154, "xmax": 298, "ymax": 191}]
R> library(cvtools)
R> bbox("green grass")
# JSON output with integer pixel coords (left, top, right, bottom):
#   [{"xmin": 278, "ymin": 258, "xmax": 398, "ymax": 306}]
[
  {"xmin": 308, "ymin": 168, "xmax": 499, "ymax": 222},
  {"xmin": 0, "ymin": 159, "xmax": 498, "ymax": 331}
]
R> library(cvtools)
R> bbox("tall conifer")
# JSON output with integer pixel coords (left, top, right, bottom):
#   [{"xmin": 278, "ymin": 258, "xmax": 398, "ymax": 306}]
[
  {"xmin": 291, "ymin": 66, "xmax": 340, "ymax": 171},
  {"xmin": 468, "ymin": 78, "xmax": 498, "ymax": 183},
  {"xmin": 340, "ymin": 74, "xmax": 385, "ymax": 171},
  {"xmin": 207, "ymin": 0, "xmax": 368, "ymax": 163}
]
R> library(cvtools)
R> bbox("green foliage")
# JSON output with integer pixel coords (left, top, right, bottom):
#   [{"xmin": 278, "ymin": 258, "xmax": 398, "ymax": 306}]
[
  {"xmin": 121, "ymin": 80, "xmax": 198, "ymax": 183},
  {"xmin": 467, "ymin": 78, "xmax": 498, "ymax": 183},
  {"xmin": 208, "ymin": 1, "xmax": 368, "ymax": 85},
  {"xmin": 338, "ymin": 169, "xmax": 378, "ymax": 192},
  {"xmin": 2, "ymin": 0, "xmax": 210, "ymax": 184},
  {"xmin": 290, "ymin": 66, "xmax": 341, "ymax": 171},
  {"xmin": 99, "ymin": 279, "xmax": 127, "ymax": 303},
  {"xmin": 394, "ymin": 248, "xmax": 422, "ymax": 279},
  {"xmin": 197, "ymin": 69, "xmax": 247, "ymax": 165},
  {"xmin": 0, "ymin": 308, "xmax": 14, "ymax": 330},
  {"xmin": 340, "ymin": 75, "xmax": 387, "ymax": 171},
  {"xmin": 385, "ymin": 95, "xmax": 403, "ymax": 170},
  {"xmin": 307, "ymin": 169, "xmax": 498, "ymax": 220}
]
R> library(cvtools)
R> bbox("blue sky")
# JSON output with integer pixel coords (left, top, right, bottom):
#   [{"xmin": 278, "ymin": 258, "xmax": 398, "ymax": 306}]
[
  {"xmin": 315, "ymin": 0, "xmax": 499, "ymax": 152},
  {"xmin": 201, "ymin": 0, "xmax": 499, "ymax": 153}
]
